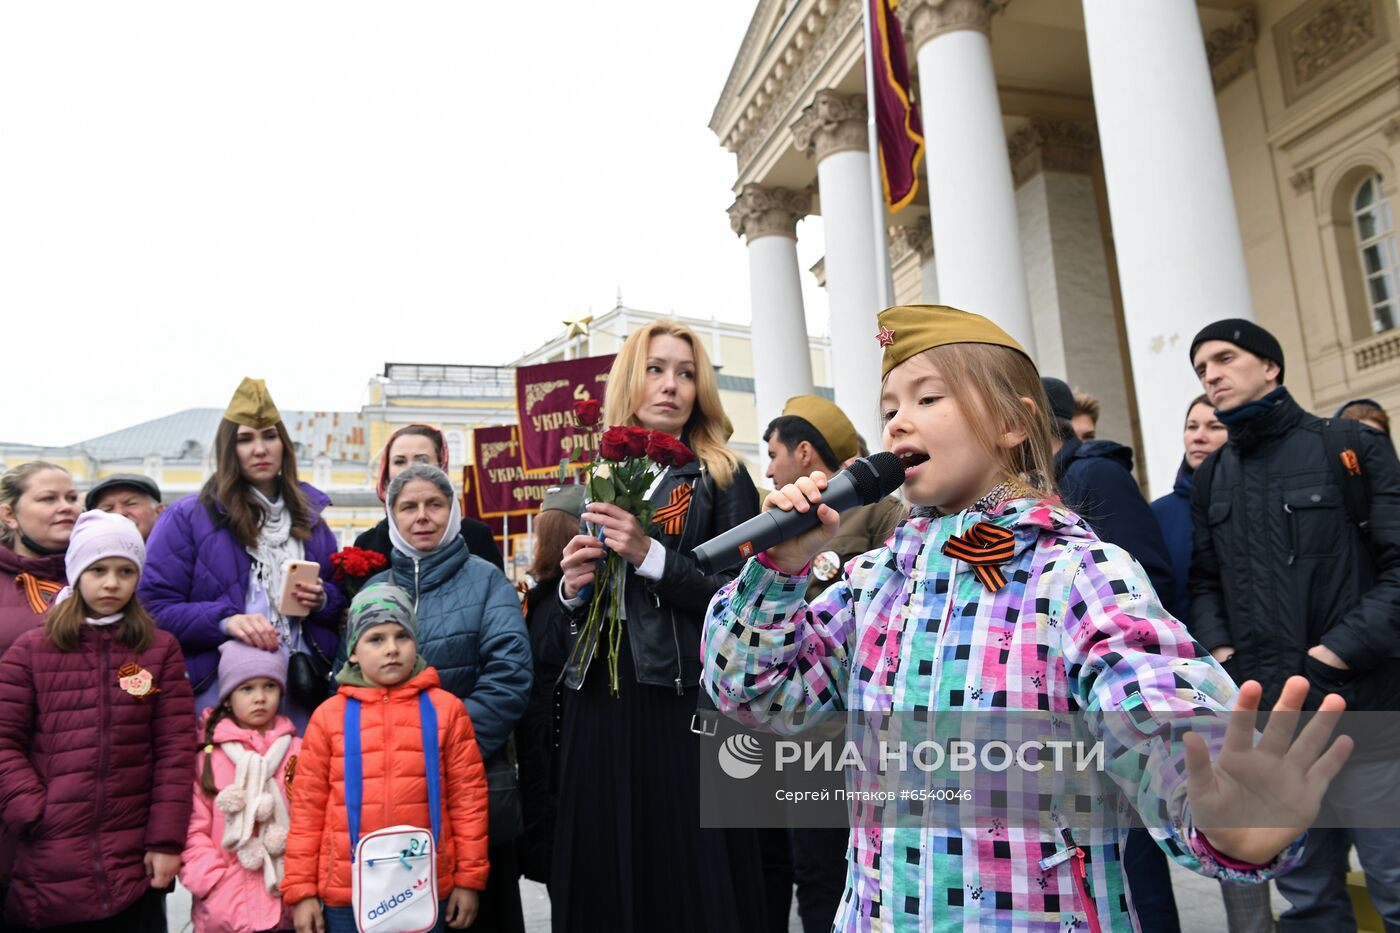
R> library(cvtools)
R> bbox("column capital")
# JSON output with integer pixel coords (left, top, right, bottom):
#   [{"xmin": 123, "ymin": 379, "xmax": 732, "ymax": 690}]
[
  {"xmin": 1206, "ymin": 8, "xmax": 1258, "ymax": 92},
  {"xmin": 904, "ymin": 0, "xmax": 1009, "ymax": 50},
  {"xmin": 728, "ymin": 183, "xmax": 812, "ymax": 242},
  {"xmin": 790, "ymin": 90, "xmax": 868, "ymax": 162},
  {"xmin": 889, "ymin": 223, "xmax": 934, "ymax": 263},
  {"xmin": 1007, "ymin": 116, "xmax": 1098, "ymax": 188}
]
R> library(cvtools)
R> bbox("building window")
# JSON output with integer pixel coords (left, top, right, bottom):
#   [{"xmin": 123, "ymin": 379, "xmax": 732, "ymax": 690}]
[
  {"xmin": 1353, "ymin": 173, "xmax": 1400, "ymax": 334},
  {"xmin": 445, "ymin": 431, "xmax": 466, "ymax": 468}
]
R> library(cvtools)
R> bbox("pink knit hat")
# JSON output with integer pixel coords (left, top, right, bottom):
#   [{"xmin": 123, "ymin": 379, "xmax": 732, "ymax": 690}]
[
  {"xmin": 65, "ymin": 510, "xmax": 146, "ymax": 585},
  {"xmin": 216, "ymin": 641, "xmax": 289, "ymax": 705}
]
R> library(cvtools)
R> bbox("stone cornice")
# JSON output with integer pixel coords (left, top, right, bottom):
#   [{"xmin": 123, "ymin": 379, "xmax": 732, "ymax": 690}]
[
  {"xmin": 1207, "ymin": 7, "xmax": 1259, "ymax": 92},
  {"xmin": 728, "ymin": 184, "xmax": 812, "ymax": 242},
  {"xmin": 1007, "ymin": 116, "xmax": 1098, "ymax": 188},
  {"xmin": 716, "ymin": 0, "xmax": 864, "ymax": 172},
  {"xmin": 791, "ymin": 89, "xmax": 869, "ymax": 161},
  {"xmin": 903, "ymin": 0, "xmax": 1009, "ymax": 50}
]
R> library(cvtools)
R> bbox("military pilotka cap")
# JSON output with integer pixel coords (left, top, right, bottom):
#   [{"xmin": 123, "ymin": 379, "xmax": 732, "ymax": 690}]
[
  {"xmin": 223, "ymin": 377, "xmax": 282, "ymax": 429},
  {"xmin": 876, "ymin": 305, "xmax": 1030, "ymax": 378},
  {"xmin": 782, "ymin": 395, "xmax": 859, "ymax": 464}
]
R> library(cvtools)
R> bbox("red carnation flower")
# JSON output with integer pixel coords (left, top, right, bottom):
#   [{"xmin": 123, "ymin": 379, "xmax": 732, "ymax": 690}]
[
  {"xmin": 599, "ymin": 426, "xmax": 631, "ymax": 461},
  {"xmin": 573, "ymin": 398, "xmax": 602, "ymax": 427},
  {"xmin": 623, "ymin": 426, "xmax": 650, "ymax": 459}
]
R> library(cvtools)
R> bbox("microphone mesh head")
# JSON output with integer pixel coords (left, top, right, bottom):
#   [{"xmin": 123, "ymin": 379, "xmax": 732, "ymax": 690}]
[{"xmin": 846, "ymin": 451, "xmax": 905, "ymax": 504}]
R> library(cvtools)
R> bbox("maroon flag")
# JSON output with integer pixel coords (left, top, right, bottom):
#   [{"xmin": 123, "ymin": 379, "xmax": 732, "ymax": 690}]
[
  {"xmin": 870, "ymin": 0, "xmax": 924, "ymax": 212},
  {"xmin": 472, "ymin": 425, "xmax": 548, "ymax": 518},
  {"xmin": 514, "ymin": 354, "xmax": 615, "ymax": 475}
]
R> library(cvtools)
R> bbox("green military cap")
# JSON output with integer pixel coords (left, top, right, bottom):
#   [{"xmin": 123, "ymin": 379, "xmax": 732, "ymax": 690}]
[
  {"xmin": 876, "ymin": 305, "xmax": 1030, "ymax": 379},
  {"xmin": 781, "ymin": 395, "xmax": 859, "ymax": 464},
  {"xmin": 223, "ymin": 377, "xmax": 282, "ymax": 429}
]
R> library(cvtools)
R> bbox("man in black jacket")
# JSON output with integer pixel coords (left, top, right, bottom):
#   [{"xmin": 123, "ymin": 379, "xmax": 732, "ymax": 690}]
[
  {"xmin": 1043, "ymin": 376, "xmax": 1182, "ymax": 933},
  {"xmin": 1188, "ymin": 319, "xmax": 1400, "ymax": 930}
]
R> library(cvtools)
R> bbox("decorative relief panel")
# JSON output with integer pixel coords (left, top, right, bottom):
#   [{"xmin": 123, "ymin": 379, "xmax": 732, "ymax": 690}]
[{"xmin": 1274, "ymin": 0, "xmax": 1387, "ymax": 103}]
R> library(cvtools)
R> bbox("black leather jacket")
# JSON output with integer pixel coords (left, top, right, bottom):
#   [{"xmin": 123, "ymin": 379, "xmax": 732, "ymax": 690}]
[{"xmin": 563, "ymin": 458, "xmax": 759, "ymax": 692}]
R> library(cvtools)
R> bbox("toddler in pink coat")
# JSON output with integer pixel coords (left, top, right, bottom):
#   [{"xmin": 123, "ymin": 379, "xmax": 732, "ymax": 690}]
[{"xmin": 180, "ymin": 640, "xmax": 301, "ymax": 933}]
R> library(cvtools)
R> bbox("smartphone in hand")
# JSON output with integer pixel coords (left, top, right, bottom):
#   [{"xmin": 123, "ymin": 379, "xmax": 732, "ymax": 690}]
[{"xmin": 277, "ymin": 560, "xmax": 322, "ymax": 617}]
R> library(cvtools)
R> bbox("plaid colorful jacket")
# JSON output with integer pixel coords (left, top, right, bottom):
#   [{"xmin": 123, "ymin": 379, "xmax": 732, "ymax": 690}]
[{"xmin": 703, "ymin": 497, "xmax": 1300, "ymax": 932}]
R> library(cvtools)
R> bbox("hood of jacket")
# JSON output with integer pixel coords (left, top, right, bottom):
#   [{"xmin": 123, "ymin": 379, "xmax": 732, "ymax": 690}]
[
  {"xmin": 387, "ymin": 532, "xmax": 470, "ymax": 596},
  {"xmin": 336, "ymin": 664, "xmax": 441, "ymax": 702},
  {"xmin": 1172, "ymin": 457, "xmax": 1195, "ymax": 499},
  {"xmin": 1053, "ymin": 436, "xmax": 1134, "ymax": 477}
]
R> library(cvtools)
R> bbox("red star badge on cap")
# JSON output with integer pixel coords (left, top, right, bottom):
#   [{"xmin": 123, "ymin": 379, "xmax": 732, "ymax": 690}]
[{"xmin": 875, "ymin": 326, "xmax": 896, "ymax": 347}]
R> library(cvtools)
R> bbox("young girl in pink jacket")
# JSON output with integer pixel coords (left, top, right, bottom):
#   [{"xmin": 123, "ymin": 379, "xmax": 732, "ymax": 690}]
[{"xmin": 181, "ymin": 640, "xmax": 301, "ymax": 933}]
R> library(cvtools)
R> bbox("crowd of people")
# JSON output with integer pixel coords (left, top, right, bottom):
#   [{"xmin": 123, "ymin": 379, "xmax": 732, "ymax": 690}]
[{"xmin": 0, "ymin": 306, "xmax": 1393, "ymax": 933}]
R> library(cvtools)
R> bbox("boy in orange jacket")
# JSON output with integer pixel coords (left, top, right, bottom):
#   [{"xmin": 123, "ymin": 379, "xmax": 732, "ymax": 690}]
[{"xmin": 282, "ymin": 583, "xmax": 489, "ymax": 933}]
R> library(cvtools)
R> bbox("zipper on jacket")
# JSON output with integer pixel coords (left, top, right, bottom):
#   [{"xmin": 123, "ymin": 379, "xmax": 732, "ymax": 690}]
[
  {"xmin": 1284, "ymin": 503, "xmax": 1297, "ymax": 565},
  {"xmin": 1059, "ymin": 827, "xmax": 1103, "ymax": 933},
  {"xmin": 413, "ymin": 558, "xmax": 422, "ymax": 612},
  {"xmin": 91, "ymin": 636, "xmax": 113, "ymax": 916}
]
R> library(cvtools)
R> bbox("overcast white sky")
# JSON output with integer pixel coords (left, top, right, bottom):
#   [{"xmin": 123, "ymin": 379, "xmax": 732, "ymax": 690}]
[{"xmin": 0, "ymin": 1, "xmax": 830, "ymax": 446}]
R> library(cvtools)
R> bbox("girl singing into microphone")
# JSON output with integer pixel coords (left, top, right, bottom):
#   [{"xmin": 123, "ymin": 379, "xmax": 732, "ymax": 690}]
[{"xmin": 702, "ymin": 305, "xmax": 1351, "ymax": 932}]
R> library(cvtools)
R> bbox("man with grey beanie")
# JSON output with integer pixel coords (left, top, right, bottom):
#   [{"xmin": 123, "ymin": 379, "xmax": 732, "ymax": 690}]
[{"xmin": 1189, "ymin": 318, "xmax": 1400, "ymax": 930}]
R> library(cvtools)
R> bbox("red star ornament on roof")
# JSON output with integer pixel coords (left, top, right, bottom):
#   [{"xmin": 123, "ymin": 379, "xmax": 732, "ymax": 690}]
[{"xmin": 875, "ymin": 326, "xmax": 896, "ymax": 347}]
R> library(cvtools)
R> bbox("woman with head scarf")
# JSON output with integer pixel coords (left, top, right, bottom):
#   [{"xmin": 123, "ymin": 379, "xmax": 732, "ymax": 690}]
[{"xmin": 366, "ymin": 462, "xmax": 532, "ymax": 932}]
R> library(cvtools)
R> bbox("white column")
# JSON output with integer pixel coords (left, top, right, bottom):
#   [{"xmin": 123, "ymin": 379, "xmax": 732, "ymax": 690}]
[
  {"xmin": 906, "ymin": 0, "xmax": 1036, "ymax": 354},
  {"xmin": 1083, "ymin": 0, "xmax": 1254, "ymax": 498},
  {"xmin": 727, "ymin": 184, "xmax": 816, "ymax": 444},
  {"xmin": 791, "ymin": 91, "xmax": 887, "ymax": 444}
]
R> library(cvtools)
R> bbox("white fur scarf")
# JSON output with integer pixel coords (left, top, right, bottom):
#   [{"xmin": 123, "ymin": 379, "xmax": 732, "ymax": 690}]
[{"xmin": 214, "ymin": 734, "xmax": 293, "ymax": 894}]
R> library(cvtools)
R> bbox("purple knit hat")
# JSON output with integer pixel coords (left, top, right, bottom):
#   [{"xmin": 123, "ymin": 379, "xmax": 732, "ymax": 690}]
[{"xmin": 216, "ymin": 640, "xmax": 289, "ymax": 705}]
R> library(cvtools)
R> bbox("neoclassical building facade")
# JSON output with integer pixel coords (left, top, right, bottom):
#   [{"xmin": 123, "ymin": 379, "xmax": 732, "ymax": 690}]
[{"xmin": 714, "ymin": 0, "xmax": 1400, "ymax": 496}]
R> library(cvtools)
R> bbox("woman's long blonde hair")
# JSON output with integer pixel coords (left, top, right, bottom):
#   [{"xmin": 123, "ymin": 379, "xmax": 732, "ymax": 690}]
[
  {"xmin": 603, "ymin": 320, "xmax": 741, "ymax": 487},
  {"xmin": 894, "ymin": 344, "xmax": 1059, "ymax": 501}
]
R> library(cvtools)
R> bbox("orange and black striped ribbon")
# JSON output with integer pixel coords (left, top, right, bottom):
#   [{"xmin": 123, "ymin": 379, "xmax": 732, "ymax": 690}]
[
  {"xmin": 941, "ymin": 522, "xmax": 1016, "ymax": 592},
  {"xmin": 653, "ymin": 483, "xmax": 694, "ymax": 536},
  {"xmin": 15, "ymin": 573, "xmax": 63, "ymax": 614}
]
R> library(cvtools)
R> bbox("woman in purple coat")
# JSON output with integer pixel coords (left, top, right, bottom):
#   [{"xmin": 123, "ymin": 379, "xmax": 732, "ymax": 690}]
[{"xmin": 140, "ymin": 378, "xmax": 345, "ymax": 729}]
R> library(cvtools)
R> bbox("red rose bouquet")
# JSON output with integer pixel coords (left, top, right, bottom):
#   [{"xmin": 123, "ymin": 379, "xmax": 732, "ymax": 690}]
[
  {"xmin": 567, "ymin": 407, "xmax": 695, "ymax": 695},
  {"xmin": 330, "ymin": 546, "xmax": 388, "ymax": 582}
]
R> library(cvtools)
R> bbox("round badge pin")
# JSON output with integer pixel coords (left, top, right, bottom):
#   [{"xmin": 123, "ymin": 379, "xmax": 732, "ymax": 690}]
[{"xmin": 812, "ymin": 550, "xmax": 841, "ymax": 582}]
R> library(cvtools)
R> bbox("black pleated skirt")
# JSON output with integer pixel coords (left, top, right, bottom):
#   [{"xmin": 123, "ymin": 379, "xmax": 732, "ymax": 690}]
[{"xmin": 550, "ymin": 629, "xmax": 768, "ymax": 933}]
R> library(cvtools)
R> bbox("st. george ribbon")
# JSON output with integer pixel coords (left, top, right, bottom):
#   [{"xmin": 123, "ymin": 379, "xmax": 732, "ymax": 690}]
[{"xmin": 691, "ymin": 452, "xmax": 905, "ymax": 574}]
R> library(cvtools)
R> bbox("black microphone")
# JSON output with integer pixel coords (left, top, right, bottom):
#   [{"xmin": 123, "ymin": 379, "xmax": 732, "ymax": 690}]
[{"xmin": 692, "ymin": 451, "xmax": 905, "ymax": 574}]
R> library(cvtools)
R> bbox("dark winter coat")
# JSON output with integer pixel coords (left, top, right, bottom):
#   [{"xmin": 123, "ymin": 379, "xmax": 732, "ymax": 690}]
[
  {"xmin": 0, "ymin": 546, "xmax": 67, "ymax": 659},
  {"xmin": 139, "ymin": 483, "xmax": 347, "ymax": 695},
  {"xmin": 0, "ymin": 626, "xmax": 195, "ymax": 926},
  {"xmin": 1151, "ymin": 459, "xmax": 1195, "ymax": 624},
  {"xmin": 364, "ymin": 535, "xmax": 531, "ymax": 759},
  {"xmin": 518, "ymin": 581, "xmax": 568, "ymax": 885},
  {"xmin": 1054, "ymin": 436, "xmax": 1177, "ymax": 612},
  {"xmin": 562, "ymin": 458, "xmax": 761, "ymax": 692},
  {"xmin": 1191, "ymin": 390, "xmax": 1400, "ymax": 710}
]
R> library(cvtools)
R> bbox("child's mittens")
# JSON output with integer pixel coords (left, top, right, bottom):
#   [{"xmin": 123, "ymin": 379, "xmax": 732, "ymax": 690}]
[
  {"xmin": 215, "ymin": 785, "xmax": 247, "ymax": 816},
  {"xmin": 263, "ymin": 823, "xmax": 288, "ymax": 858}
]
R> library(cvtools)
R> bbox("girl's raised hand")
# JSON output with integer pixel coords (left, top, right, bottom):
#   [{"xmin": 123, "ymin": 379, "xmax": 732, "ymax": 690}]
[
  {"xmin": 761, "ymin": 471, "xmax": 841, "ymax": 575},
  {"xmin": 1184, "ymin": 675, "xmax": 1353, "ymax": 865}
]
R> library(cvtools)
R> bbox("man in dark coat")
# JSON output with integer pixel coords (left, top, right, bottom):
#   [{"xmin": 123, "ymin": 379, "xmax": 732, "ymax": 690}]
[
  {"xmin": 1188, "ymin": 318, "xmax": 1400, "ymax": 930},
  {"xmin": 1043, "ymin": 377, "xmax": 1176, "ymax": 610},
  {"xmin": 1043, "ymin": 376, "xmax": 1181, "ymax": 933}
]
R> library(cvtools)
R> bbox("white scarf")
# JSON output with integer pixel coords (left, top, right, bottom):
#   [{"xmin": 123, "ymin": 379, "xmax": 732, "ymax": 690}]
[
  {"xmin": 215, "ymin": 733, "xmax": 293, "ymax": 894},
  {"xmin": 246, "ymin": 489, "xmax": 304, "ymax": 638},
  {"xmin": 386, "ymin": 491, "xmax": 463, "ymax": 562},
  {"xmin": 85, "ymin": 613, "xmax": 123, "ymax": 626}
]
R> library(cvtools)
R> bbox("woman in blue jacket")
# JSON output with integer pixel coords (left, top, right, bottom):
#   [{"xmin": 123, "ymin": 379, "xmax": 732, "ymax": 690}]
[{"xmin": 367, "ymin": 461, "xmax": 532, "ymax": 933}]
